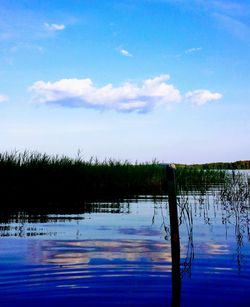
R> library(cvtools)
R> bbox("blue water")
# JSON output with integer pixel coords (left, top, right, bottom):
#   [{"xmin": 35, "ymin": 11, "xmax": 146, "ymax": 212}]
[{"xmin": 0, "ymin": 192, "xmax": 250, "ymax": 306}]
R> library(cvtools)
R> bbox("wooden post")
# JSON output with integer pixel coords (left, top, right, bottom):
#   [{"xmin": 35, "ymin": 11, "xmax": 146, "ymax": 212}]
[{"xmin": 166, "ymin": 164, "xmax": 181, "ymax": 307}]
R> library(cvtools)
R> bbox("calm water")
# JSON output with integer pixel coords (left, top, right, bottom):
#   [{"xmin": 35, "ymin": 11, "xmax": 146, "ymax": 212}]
[{"xmin": 1, "ymin": 184, "xmax": 250, "ymax": 306}]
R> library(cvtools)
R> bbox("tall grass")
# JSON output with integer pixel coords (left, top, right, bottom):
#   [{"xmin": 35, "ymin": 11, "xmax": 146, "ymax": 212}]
[
  {"xmin": 0, "ymin": 151, "xmax": 231, "ymax": 209},
  {"xmin": 0, "ymin": 151, "xmax": 166, "ymax": 208},
  {"xmin": 176, "ymin": 167, "xmax": 227, "ymax": 192}
]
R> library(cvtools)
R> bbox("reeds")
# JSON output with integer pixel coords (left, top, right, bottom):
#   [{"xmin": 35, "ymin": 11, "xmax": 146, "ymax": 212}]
[
  {"xmin": 176, "ymin": 166, "xmax": 227, "ymax": 192},
  {"xmin": 0, "ymin": 151, "xmax": 166, "ymax": 208},
  {"xmin": 0, "ymin": 151, "xmax": 232, "ymax": 209}
]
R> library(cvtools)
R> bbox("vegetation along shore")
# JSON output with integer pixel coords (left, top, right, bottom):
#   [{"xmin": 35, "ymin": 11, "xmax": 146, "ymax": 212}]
[{"xmin": 0, "ymin": 151, "xmax": 248, "ymax": 210}]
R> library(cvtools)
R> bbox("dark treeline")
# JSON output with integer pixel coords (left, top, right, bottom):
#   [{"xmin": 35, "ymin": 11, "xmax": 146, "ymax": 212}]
[
  {"xmin": 0, "ymin": 151, "xmax": 230, "ymax": 210},
  {"xmin": 177, "ymin": 160, "xmax": 250, "ymax": 170}
]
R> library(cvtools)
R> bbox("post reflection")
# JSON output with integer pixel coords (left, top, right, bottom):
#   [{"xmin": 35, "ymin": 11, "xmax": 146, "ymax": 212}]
[
  {"xmin": 0, "ymin": 170, "xmax": 249, "ymax": 306},
  {"xmin": 167, "ymin": 164, "xmax": 181, "ymax": 307}
]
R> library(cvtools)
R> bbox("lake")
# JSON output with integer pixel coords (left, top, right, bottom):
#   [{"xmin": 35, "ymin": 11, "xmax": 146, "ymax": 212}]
[{"xmin": 0, "ymin": 180, "xmax": 250, "ymax": 306}]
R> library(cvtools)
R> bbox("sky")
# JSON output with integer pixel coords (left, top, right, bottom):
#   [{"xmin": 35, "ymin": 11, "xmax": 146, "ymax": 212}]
[{"xmin": 0, "ymin": 0, "xmax": 250, "ymax": 163}]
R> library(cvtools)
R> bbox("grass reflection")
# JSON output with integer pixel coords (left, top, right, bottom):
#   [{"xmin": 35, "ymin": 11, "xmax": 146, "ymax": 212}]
[{"xmin": 156, "ymin": 171, "xmax": 250, "ymax": 280}]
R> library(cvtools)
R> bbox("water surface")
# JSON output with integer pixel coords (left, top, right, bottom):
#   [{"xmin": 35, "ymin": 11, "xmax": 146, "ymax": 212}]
[{"xmin": 1, "ymin": 189, "xmax": 250, "ymax": 306}]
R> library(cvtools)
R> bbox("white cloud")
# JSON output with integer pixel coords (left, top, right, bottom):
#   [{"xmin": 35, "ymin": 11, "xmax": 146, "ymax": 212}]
[
  {"xmin": 29, "ymin": 75, "xmax": 182, "ymax": 113},
  {"xmin": 0, "ymin": 94, "xmax": 9, "ymax": 103},
  {"xmin": 29, "ymin": 76, "xmax": 223, "ymax": 112},
  {"xmin": 185, "ymin": 89, "xmax": 222, "ymax": 106},
  {"xmin": 185, "ymin": 47, "xmax": 202, "ymax": 54},
  {"xmin": 119, "ymin": 49, "xmax": 133, "ymax": 57},
  {"xmin": 44, "ymin": 23, "xmax": 65, "ymax": 31}
]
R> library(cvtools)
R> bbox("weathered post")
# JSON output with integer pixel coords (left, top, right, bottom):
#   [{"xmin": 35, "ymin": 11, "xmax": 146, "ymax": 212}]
[{"xmin": 166, "ymin": 164, "xmax": 181, "ymax": 307}]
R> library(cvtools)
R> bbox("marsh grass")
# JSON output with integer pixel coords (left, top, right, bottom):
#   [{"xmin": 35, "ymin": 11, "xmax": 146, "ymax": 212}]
[
  {"xmin": 175, "ymin": 166, "xmax": 227, "ymax": 193},
  {"xmin": 0, "ymin": 151, "xmax": 231, "ymax": 210},
  {"xmin": 219, "ymin": 170, "xmax": 250, "ymax": 204},
  {"xmin": 0, "ymin": 151, "xmax": 166, "ymax": 209}
]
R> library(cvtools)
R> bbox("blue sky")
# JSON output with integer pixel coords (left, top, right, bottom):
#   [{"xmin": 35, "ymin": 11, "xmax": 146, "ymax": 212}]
[{"xmin": 0, "ymin": 0, "xmax": 249, "ymax": 163}]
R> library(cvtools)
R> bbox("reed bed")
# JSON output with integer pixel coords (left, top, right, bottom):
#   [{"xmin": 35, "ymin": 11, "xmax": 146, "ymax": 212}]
[
  {"xmin": 0, "ymin": 151, "xmax": 166, "ymax": 208},
  {"xmin": 176, "ymin": 167, "xmax": 227, "ymax": 192},
  {"xmin": 0, "ymin": 151, "xmax": 231, "ymax": 209}
]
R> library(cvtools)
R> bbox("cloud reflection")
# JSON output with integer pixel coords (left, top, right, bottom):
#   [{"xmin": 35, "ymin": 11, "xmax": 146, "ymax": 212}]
[
  {"xmin": 203, "ymin": 243, "xmax": 230, "ymax": 255},
  {"xmin": 27, "ymin": 240, "xmax": 172, "ymax": 271}
]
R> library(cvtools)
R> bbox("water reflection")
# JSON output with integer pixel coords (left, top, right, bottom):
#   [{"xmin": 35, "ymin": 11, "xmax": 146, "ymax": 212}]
[
  {"xmin": 0, "ymin": 172, "xmax": 250, "ymax": 306},
  {"xmin": 178, "ymin": 194, "xmax": 194, "ymax": 279},
  {"xmin": 27, "ymin": 240, "xmax": 172, "ymax": 268},
  {"xmin": 0, "ymin": 239, "xmax": 173, "ymax": 306},
  {"xmin": 219, "ymin": 172, "xmax": 250, "ymax": 272},
  {"xmin": 0, "ymin": 202, "xmax": 130, "ymax": 224}
]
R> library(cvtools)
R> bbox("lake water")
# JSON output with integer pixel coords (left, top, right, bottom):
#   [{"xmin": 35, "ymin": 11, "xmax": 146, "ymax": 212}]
[{"xmin": 1, "ymin": 184, "xmax": 250, "ymax": 306}]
